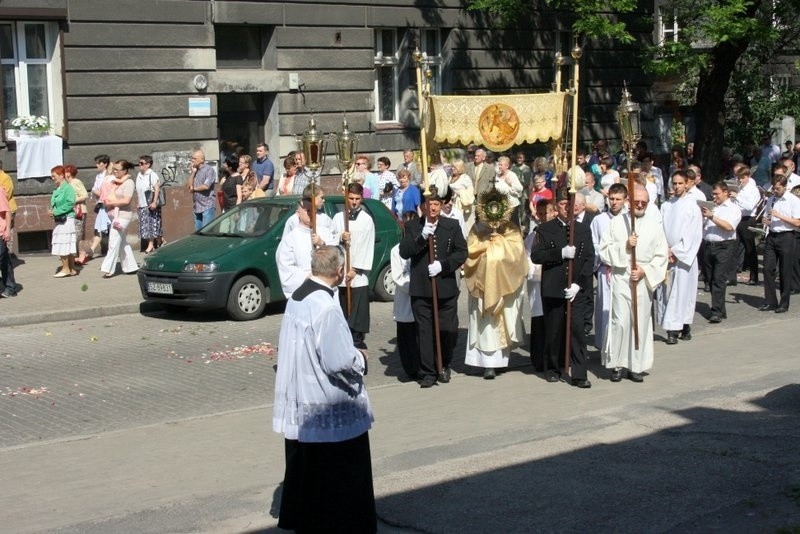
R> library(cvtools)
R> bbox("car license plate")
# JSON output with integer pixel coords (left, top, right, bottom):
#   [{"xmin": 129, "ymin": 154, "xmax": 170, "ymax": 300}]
[{"xmin": 147, "ymin": 282, "xmax": 173, "ymax": 295}]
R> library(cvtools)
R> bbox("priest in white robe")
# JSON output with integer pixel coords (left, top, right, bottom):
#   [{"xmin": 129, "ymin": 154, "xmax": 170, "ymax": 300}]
[
  {"xmin": 600, "ymin": 185, "xmax": 668, "ymax": 382},
  {"xmin": 463, "ymin": 219, "xmax": 527, "ymax": 379},
  {"xmin": 658, "ymin": 170, "xmax": 703, "ymax": 344}
]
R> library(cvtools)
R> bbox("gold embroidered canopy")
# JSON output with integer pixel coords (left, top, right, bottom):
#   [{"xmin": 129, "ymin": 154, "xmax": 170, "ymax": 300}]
[{"xmin": 427, "ymin": 92, "xmax": 569, "ymax": 153}]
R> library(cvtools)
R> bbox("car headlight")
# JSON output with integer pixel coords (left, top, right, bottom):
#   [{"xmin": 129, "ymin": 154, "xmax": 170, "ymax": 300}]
[{"xmin": 183, "ymin": 262, "xmax": 218, "ymax": 273}]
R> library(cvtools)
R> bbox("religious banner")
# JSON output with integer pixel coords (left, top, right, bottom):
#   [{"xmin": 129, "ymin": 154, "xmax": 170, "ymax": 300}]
[{"xmin": 427, "ymin": 92, "xmax": 569, "ymax": 152}]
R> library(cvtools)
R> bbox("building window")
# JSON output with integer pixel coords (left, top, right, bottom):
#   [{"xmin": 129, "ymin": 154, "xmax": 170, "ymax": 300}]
[
  {"xmin": 215, "ymin": 25, "xmax": 272, "ymax": 69},
  {"xmin": 373, "ymin": 28, "xmax": 446, "ymax": 126},
  {"xmin": 374, "ymin": 29, "xmax": 399, "ymax": 123},
  {"xmin": 0, "ymin": 21, "xmax": 62, "ymax": 131},
  {"xmin": 654, "ymin": 2, "xmax": 680, "ymax": 46}
]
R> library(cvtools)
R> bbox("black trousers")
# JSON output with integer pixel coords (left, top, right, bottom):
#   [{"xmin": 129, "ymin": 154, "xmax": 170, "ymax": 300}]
[
  {"xmin": 763, "ymin": 232, "xmax": 797, "ymax": 309},
  {"xmin": 734, "ymin": 216, "xmax": 758, "ymax": 281},
  {"xmin": 396, "ymin": 321, "xmax": 419, "ymax": 379},
  {"xmin": 577, "ymin": 276, "xmax": 594, "ymax": 332},
  {"xmin": 793, "ymin": 234, "xmax": 800, "ymax": 292},
  {"xmin": 339, "ymin": 285, "xmax": 370, "ymax": 349},
  {"xmin": 704, "ymin": 240, "xmax": 735, "ymax": 317},
  {"xmin": 541, "ymin": 296, "xmax": 587, "ymax": 380},
  {"xmin": 529, "ymin": 316, "xmax": 546, "ymax": 372},
  {"xmin": 411, "ymin": 295, "xmax": 459, "ymax": 378}
]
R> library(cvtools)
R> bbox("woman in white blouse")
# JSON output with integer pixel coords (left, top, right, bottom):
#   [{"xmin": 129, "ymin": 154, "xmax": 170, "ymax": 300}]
[{"xmin": 493, "ymin": 156, "xmax": 524, "ymax": 225}]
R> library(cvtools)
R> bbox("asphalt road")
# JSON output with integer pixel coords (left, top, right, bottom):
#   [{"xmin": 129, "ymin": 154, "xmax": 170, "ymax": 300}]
[{"xmin": 3, "ymin": 283, "xmax": 800, "ymax": 533}]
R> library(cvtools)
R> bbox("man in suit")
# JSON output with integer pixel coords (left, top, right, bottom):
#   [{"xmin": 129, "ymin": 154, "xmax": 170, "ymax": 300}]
[
  {"xmin": 573, "ymin": 192, "xmax": 596, "ymax": 336},
  {"xmin": 530, "ymin": 188, "xmax": 595, "ymax": 388},
  {"xmin": 466, "ymin": 148, "xmax": 496, "ymax": 197},
  {"xmin": 400, "ymin": 186, "xmax": 469, "ymax": 388}
]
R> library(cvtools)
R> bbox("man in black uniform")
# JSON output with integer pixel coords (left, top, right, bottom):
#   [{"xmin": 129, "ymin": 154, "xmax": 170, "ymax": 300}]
[
  {"xmin": 530, "ymin": 188, "xmax": 594, "ymax": 388},
  {"xmin": 400, "ymin": 186, "xmax": 469, "ymax": 388}
]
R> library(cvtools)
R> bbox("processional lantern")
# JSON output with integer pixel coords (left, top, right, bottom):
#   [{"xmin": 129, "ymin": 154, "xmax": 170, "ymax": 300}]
[
  {"xmin": 616, "ymin": 84, "xmax": 642, "ymax": 149},
  {"xmin": 296, "ymin": 115, "xmax": 327, "ymax": 181},
  {"xmin": 331, "ymin": 115, "xmax": 360, "ymax": 174}
]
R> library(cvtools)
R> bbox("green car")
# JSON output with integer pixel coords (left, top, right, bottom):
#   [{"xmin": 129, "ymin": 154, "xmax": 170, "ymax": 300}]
[{"xmin": 137, "ymin": 195, "xmax": 401, "ymax": 320}]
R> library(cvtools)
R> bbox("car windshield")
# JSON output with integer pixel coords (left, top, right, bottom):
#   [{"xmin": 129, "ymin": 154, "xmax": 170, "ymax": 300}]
[{"xmin": 199, "ymin": 202, "xmax": 291, "ymax": 237}]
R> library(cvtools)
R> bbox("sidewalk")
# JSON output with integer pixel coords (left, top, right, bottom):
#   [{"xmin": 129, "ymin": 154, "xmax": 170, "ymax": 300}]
[{"xmin": 0, "ymin": 252, "xmax": 155, "ymax": 327}]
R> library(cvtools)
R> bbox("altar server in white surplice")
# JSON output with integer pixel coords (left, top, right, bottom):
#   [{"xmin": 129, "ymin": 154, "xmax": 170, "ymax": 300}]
[
  {"xmin": 333, "ymin": 182, "xmax": 375, "ymax": 350},
  {"xmin": 658, "ymin": 170, "xmax": 703, "ymax": 345},
  {"xmin": 276, "ymin": 191, "xmax": 334, "ymax": 299},
  {"xmin": 600, "ymin": 185, "xmax": 668, "ymax": 382},
  {"xmin": 591, "ymin": 182, "xmax": 628, "ymax": 350}
]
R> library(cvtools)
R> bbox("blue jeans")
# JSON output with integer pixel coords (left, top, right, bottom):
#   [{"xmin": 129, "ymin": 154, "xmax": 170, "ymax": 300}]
[{"xmin": 194, "ymin": 207, "xmax": 216, "ymax": 231}]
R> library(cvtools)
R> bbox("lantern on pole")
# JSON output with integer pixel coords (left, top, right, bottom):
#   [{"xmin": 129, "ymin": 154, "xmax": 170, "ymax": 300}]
[
  {"xmin": 615, "ymin": 83, "xmax": 643, "ymax": 350},
  {"xmin": 331, "ymin": 115, "xmax": 359, "ymax": 176},
  {"xmin": 296, "ymin": 115, "xmax": 327, "ymax": 184}
]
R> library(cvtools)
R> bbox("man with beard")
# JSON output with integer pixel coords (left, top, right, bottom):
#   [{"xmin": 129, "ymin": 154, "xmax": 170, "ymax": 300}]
[{"xmin": 600, "ymin": 185, "xmax": 668, "ymax": 382}]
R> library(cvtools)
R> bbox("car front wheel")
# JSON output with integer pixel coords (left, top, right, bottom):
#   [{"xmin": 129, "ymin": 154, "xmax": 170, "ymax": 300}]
[
  {"xmin": 373, "ymin": 263, "xmax": 395, "ymax": 302},
  {"xmin": 227, "ymin": 275, "xmax": 267, "ymax": 320}
]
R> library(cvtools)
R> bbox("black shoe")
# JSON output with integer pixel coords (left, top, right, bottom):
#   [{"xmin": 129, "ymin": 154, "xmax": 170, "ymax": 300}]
[
  {"xmin": 545, "ymin": 371, "xmax": 560, "ymax": 383},
  {"xmin": 708, "ymin": 315, "xmax": 722, "ymax": 324},
  {"xmin": 679, "ymin": 326, "xmax": 692, "ymax": 340},
  {"xmin": 0, "ymin": 289, "xmax": 13, "ymax": 298},
  {"xmin": 610, "ymin": 368, "xmax": 623, "ymax": 382},
  {"xmin": 483, "ymin": 368, "xmax": 496, "ymax": 380},
  {"xmin": 438, "ymin": 367, "xmax": 451, "ymax": 383},
  {"xmin": 775, "ymin": 307, "xmax": 788, "ymax": 313},
  {"xmin": 665, "ymin": 332, "xmax": 678, "ymax": 345},
  {"xmin": 758, "ymin": 304, "xmax": 777, "ymax": 312},
  {"xmin": 419, "ymin": 375, "xmax": 437, "ymax": 388},
  {"xmin": 628, "ymin": 371, "xmax": 644, "ymax": 383},
  {"xmin": 727, "ymin": 280, "xmax": 738, "ymax": 287},
  {"xmin": 572, "ymin": 378, "xmax": 592, "ymax": 388},
  {"xmin": 747, "ymin": 279, "xmax": 759, "ymax": 286},
  {"xmin": 703, "ymin": 283, "xmax": 711, "ymax": 292}
]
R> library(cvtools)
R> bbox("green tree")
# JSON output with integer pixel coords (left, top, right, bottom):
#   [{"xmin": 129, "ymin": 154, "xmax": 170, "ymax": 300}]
[{"xmin": 467, "ymin": 0, "xmax": 800, "ymax": 179}]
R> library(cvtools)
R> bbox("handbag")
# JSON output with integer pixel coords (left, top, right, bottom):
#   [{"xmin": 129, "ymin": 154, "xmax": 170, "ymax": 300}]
[{"xmin": 145, "ymin": 188, "xmax": 166, "ymax": 207}]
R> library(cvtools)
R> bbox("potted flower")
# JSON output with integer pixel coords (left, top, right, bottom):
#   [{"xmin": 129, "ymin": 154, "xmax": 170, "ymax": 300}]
[{"xmin": 10, "ymin": 115, "xmax": 51, "ymax": 137}]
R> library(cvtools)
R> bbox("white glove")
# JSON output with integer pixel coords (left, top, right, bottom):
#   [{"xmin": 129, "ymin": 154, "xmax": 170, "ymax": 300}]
[
  {"xmin": 564, "ymin": 283, "xmax": 580, "ymax": 301},
  {"xmin": 428, "ymin": 261, "xmax": 442, "ymax": 277},
  {"xmin": 421, "ymin": 222, "xmax": 436, "ymax": 239},
  {"xmin": 561, "ymin": 245, "xmax": 576, "ymax": 259}
]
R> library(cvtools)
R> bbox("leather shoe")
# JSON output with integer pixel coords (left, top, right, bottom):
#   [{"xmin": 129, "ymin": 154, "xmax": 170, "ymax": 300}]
[
  {"xmin": 679, "ymin": 326, "xmax": 692, "ymax": 340},
  {"xmin": 545, "ymin": 371, "xmax": 560, "ymax": 383},
  {"xmin": 438, "ymin": 367, "xmax": 451, "ymax": 383},
  {"xmin": 572, "ymin": 378, "xmax": 592, "ymax": 388},
  {"xmin": 703, "ymin": 283, "xmax": 711, "ymax": 292},
  {"xmin": 708, "ymin": 315, "xmax": 722, "ymax": 324},
  {"xmin": 419, "ymin": 375, "xmax": 437, "ymax": 388},
  {"xmin": 727, "ymin": 280, "xmax": 738, "ymax": 287},
  {"xmin": 758, "ymin": 304, "xmax": 776, "ymax": 312},
  {"xmin": 775, "ymin": 307, "xmax": 788, "ymax": 313},
  {"xmin": 665, "ymin": 332, "xmax": 678, "ymax": 345},
  {"xmin": 610, "ymin": 368, "xmax": 623, "ymax": 382},
  {"xmin": 483, "ymin": 368, "xmax": 496, "ymax": 380},
  {"xmin": 628, "ymin": 371, "xmax": 644, "ymax": 383}
]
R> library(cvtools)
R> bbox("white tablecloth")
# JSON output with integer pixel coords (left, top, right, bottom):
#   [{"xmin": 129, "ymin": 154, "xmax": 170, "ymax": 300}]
[{"xmin": 14, "ymin": 135, "xmax": 63, "ymax": 179}]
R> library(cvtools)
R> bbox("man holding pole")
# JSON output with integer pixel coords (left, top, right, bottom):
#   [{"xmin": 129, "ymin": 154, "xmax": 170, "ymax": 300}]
[
  {"xmin": 333, "ymin": 182, "xmax": 375, "ymax": 349},
  {"xmin": 600, "ymin": 185, "xmax": 668, "ymax": 382},
  {"xmin": 400, "ymin": 186, "xmax": 468, "ymax": 388},
  {"xmin": 530, "ymin": 188, "xmax": 594, "ymax": 388}
]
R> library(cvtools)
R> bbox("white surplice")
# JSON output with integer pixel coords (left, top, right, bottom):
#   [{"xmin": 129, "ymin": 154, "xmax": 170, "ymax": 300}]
[
  {"xmin": 600, "ymin": 209, "xmax": 668, "ymax": 373},
  {"xmin": 276, "ymin": 224, "xmax": 335, "ymax": 299},
  {"xmin": 658, "ymin": 194, "xmax": 703, "ymax": 331},
  {"xmin": 333, "ymin": 209, "xmax": 375, "ymax": 289},
  {"xmin": 590, "ymin": 211, "xmax": 615, "ymax": 349}
]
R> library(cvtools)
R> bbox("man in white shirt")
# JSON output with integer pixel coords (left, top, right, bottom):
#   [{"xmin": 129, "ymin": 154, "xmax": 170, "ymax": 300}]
[
  {"xmin": 640, "ymin": 152, "xmax": 665, "ymax": 204},
  {"xmin": 760, "ymin": 172, "xmax": 800, "ymax": 312},
  {"xmin": 701, "ymin": 182, "xmax": 741, "ymax": 323},
  {"xmin": 658, "ymin": 170, "xmax": 703, "ymax": 344},
  {"xmin": 730, "ymin": 164, "xmax": 761, "ymax": 285},
  {"xmin": 580, "ymin": 171, "xmax": 605, "ymax": 214}
]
